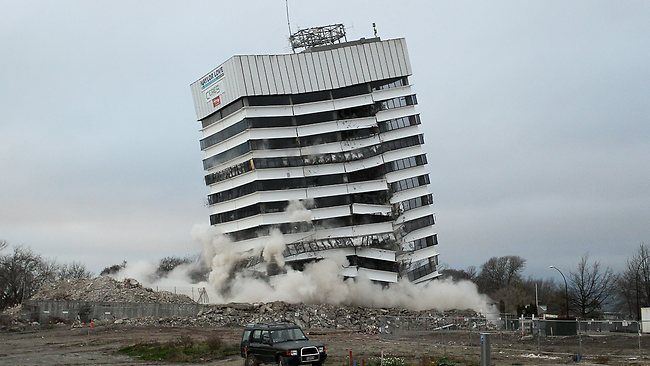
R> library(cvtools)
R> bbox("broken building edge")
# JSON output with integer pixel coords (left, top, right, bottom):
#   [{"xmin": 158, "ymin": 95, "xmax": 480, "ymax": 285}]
[{"xmin": 189, "ymin": 26, "xmax": 440, "ymax": 284}]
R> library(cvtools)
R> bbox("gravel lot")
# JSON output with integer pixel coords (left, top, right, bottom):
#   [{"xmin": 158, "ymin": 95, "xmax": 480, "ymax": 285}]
[{"xmin": 1, "ymin": 325, "xmax": 649, "ymax": 366}]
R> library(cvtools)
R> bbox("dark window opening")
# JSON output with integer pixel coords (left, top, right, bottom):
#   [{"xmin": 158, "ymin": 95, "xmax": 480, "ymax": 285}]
[
  {"xmin": 378, "ymin": 95, "xmax": 417, "ymax": 111},
  {"xmin": 401, "ymin": 215, "xmax": 435, "ymax": 235},
  {"xmin": 332, "ymin": 83, "xmax": 370, "ymax": 99},
  {"xmin": 406, "ymin": 257, "xmax": 438, "ymax": 281},
  {"xmin": 250, "ymin": 137, "xmax": 300, "ymax": 150},
  {"xmin": 203, "ymin": 142, "xmax": 251, "ymax": 170},
  {"xmin": 371, "ymin": 77, "xmax": 408, "ymax": 91},
  {"xmin": 205, "ymin": 160, "xmax": 254, "ymax": 185},
  {"xmin": 390, "ymin": 174, "xmax": 431, "ymax": 193},
  {"xmin": 378, "ymin": 114, "xmax": 421, "ymax": 133},
  {"xmin": 394, "ymin": 194, "xmax": 433, "ymax": 213},
  {"xmin": 292, "ymin": 90, "xmax": 331, "ymax": 104},
  {"xmin": 200, "ymin": 120, "xmax": 251, "ymax": 150},
  {"xmin": 222, "ymin": 98, "xmax": 245, "ymax": 118},
  {"xmin": 347, "ymin": 256, "xmax": 399, "ymax": 272},
  {"xmin": 247, "ymin": 95, "xmax": 292, "ymax": 106}
]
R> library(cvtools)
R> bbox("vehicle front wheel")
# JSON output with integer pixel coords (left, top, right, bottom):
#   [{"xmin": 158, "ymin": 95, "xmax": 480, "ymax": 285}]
[{"xmin": 245, "ymin": 355, "xmax": 258, "ymax": 366}]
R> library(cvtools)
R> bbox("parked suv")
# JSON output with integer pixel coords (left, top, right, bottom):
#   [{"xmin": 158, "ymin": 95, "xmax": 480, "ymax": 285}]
[{"xmin": 241, "ymin": 322, "xmax": 327, "ymax": 366}]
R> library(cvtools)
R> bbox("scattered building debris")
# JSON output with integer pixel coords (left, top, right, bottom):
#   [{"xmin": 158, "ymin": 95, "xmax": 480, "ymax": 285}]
[
  {"xmin": 30, "ymin": 276, "xmax": 194, "ymax": 304},
  {"xmin": 113, "ymin": 301, "xmax": 481, "ymax": 334}
]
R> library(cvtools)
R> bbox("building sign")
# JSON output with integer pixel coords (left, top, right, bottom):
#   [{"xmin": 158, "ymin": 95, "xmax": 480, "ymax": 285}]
[
  {"xmin": 200, "ymin": 66, "xmax": 224, "ymax": 90},
  {"xmin": 201, "ymin": 65, "xmax": 226, "ymax": 109}
]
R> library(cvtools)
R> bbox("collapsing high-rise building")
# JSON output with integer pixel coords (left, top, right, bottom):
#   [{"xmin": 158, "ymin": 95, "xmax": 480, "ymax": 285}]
[{"xmin": 190, "ymin": 25, "xmax": 440, "ymax": 283}]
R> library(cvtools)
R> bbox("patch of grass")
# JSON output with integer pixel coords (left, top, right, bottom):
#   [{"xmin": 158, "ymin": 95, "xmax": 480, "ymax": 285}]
[{"xmin": 119, "ymin": 335, "xmax": 239, "ymax": 363}]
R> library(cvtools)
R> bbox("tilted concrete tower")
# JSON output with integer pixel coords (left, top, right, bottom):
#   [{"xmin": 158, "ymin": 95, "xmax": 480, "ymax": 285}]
[{"xmin": 190, "ymin": 26, "xmax": 440, "ymax": 283}]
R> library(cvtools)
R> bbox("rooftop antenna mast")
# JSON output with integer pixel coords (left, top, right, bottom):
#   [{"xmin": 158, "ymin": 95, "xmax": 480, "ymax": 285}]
[{"xmin": 285, "ymin": 0, "xmax": 293, "ymax": 51}]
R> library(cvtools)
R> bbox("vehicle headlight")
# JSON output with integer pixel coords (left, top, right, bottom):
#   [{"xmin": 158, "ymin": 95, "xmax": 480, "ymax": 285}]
[
  {"xmin": 318, "ymin": 347, "xmax": 324, "ymax": 353},
  {"xmin": 290, "ymin": 350, "xmax": 298, "ymax": 356}
]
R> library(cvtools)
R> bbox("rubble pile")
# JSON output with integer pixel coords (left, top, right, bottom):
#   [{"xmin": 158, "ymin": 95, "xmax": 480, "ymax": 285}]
[
  {"xmin": 31, "ymin": 276, "xmax": 194, "ymax": 304},
  {"xmin": 0, "ymin": 304, "xmax": 24, "ymax": 327},
  {"xmin": 117, "ymin": 301, "xmax": 482, "ymax": 333}
]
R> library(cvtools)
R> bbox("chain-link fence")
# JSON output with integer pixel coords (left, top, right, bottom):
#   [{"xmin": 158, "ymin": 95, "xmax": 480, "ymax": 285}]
[
  {"xmin": 378, "ymin": 315, "xmax": 650, "ymax": 362},
  {"xmin": 152, "ymin": 286, "xmax": 210, "ymax": 303}
]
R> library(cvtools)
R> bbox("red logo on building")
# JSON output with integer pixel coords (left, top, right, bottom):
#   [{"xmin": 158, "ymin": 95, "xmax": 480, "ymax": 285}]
[{"xmin": 212, "ymin": 95, "xmax": 221, "ymax": 107}]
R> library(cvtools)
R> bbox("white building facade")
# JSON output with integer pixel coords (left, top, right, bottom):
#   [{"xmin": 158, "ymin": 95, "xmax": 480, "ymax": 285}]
[{"xmin": 190, "ymin": 37, "xmax": 439, "ymax": 283}]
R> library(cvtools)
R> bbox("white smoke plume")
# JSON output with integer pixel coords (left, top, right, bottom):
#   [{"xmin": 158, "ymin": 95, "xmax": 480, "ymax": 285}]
[
  {"xmin": 285, "ymin": 200, "xmax": 313, "ymax": 223},
  {"xmin": 262, "ymin": 228, "xmax": 286, "ymax": 267},
  {"xmin": 112, "ymin": 229, "xmax": 493, "ymax": 314},
  {"xmin": 111, "ymin": 201, "xmax": 494, "ymax": 314}
]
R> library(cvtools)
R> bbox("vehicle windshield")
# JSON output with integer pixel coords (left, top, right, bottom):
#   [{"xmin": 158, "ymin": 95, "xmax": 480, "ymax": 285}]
[{"xmin": 271, "ymin": 328, "xmax": 307, "ymax": 343}]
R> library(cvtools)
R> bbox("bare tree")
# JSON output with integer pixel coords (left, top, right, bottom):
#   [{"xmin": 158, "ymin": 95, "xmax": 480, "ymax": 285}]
[
  {"xmin": 0, "ymin": 246, "xmax": 58, "ymax": 310},
  {"xmin": 100, "ymin": 260, "xmax": 127, "ymax": 276},
  {"xmin": 0, "ymin": 240, "xmax": 7, "ymax": 251},
  {"xmin": 569, "ymin": 254, "xmax": 617, "ymax": 318},
  {"xmin": 476, "ymin": 255, "xmax": 527, "ymax": 294},
  {"xmin": 156, "ymin": 256, "xmax": 191, "ymax": 277},
  {"xmin": 616, "ymin": 243, "xmax": 650, "ymax": 319},
  {"xmin": 57, "ymin": 261, "xmax": 93, "ymax": 281},
  {"xmin": 440, "ymin": 266, "xmax": 478, "ymax": 282}
]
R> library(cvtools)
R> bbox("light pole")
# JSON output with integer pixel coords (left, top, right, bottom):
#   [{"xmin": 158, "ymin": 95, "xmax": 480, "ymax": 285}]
[
  {"xmin": 549, "ymin": 265, "xmax": 569, "ymax": 318},
  {"xmin": 634, "ymin": 256, "xmax": 650, "ymax": 321}
]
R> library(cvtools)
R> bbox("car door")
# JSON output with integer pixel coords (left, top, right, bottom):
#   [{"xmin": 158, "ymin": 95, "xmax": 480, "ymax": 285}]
[
  {"xmin": 260, "ymin": 330, "xmax": 274, "ymax": 363},
  {"xmin": 240, "ymin": 329, "xmax": 252, "ymax": 357},
  {"xmin": 248, "ymin": 329, "xmax": 263, "ymax": 359}
]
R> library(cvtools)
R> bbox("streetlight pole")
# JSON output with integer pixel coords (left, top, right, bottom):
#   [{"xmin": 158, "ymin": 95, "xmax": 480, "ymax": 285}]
[
  {"xmin": 634, "ymin": 256, "xmax": 650, "ymax": 321},
  {"xmin": 549, "ymin": 265, "xmax": 569, "ymax": 318}
]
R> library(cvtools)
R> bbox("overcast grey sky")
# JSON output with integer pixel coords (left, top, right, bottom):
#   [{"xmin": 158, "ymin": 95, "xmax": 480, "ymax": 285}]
[{"xmin": 1, "ymin": 0, "xmax": 649, "ymax": 278}]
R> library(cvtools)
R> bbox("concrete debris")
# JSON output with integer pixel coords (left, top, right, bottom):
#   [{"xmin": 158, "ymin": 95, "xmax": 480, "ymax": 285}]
[
  {"xmin": 30, "ymin": 276, "xmax": 195, "ymax": 304},
  {"xmin": 113, "ymin": 301, "xmax": 481, "ymax": 334}
]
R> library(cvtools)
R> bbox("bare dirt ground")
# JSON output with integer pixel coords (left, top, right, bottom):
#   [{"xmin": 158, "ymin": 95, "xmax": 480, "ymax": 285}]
[{"xmin": 1, "ymin": 325, "xmax": 649, "ymax": 366}]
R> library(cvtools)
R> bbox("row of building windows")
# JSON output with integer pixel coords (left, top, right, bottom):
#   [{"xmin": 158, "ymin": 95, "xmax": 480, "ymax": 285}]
[
  {"xmin": 207, "ymin": 165, "xmax": 387, "ymax": 204},
  {"xmin": 226, "ymin": 214, "xmax": 393, "ymax": 242},
  {"xmin": 200, "ymin": 105, "xmax": 379, "ymax": 151},
  {"xmin": 200, "ymin": 77, "xmax": 409, "ymax": 129},
  {"xmin": 203, "ymin": 142, "xmax": 251, "ymax": 170},
  {"xmin": 390, "ymin": 174, "xmax": 431, "ymax": 193},
  {"xmin": 379, "ymin": 95, "xmax": 417, "ymax": 111},
  {"xmin": 204, "ymin": 132, "xmax": 424, "ymax": 171},
  {"xmin": 204, "ymin": 151, "xmax": 427, "ymax": 187},
  {"xmin": 202, "ymin": 91, "xmax": 417, "ymax": 153},
  {"xmin": 247, "ymin": 81, "xmax": 376, "ymax": 107},
  {"xmin": 204, "ymin": 160, "xmax": 254, "ymax": 186},
  {"xmin": 372, "ymin": 77, "xmax": 408, "ymax": 91},
  {"xmin": 406, "ymin": 256, "xmax": 438, "ymax": 281},
  {"xmin": 386, "ymin": 154, "xmax": 427, "ymax": 173},
  {"xmin": 404, "ymin": 234, "xmax": 439, "ymax": 252},
  {"xmin": 201, "ymin": 99, "xmax": 245, "ymax": 128},
  {"xmin": 209, "ymin": 190, "xmax": 391, "ymax": 224},
  {"xmin": 378, "ymin": 114, "xmax": 421, "ymax": 133},
  {"xmin": 401, "ymin": 214, "xmax": 436, "ymax": 236},
  {"xmin": 207, "ymin": 152, "xmax": 429, "ymax": 203},
  {"xmin": 395, "ymin": 194, "xmax": 434, "ymax": 213},
  {"xmin": 347, "ymin": 255, "xmax": 399, "ymax": 273}
]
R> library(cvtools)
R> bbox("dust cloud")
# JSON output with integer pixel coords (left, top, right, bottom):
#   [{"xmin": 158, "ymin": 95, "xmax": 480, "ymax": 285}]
[{"xmin": 112, "ymin": 201, "xmax": 494, "ymax": 314}]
